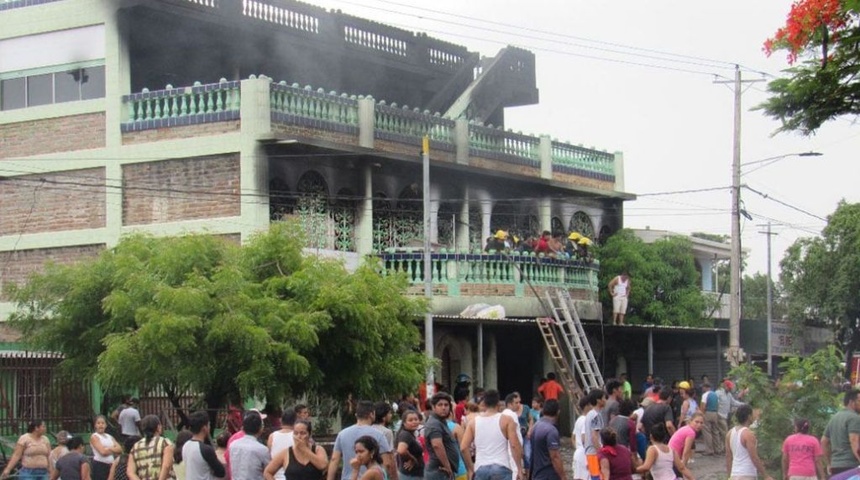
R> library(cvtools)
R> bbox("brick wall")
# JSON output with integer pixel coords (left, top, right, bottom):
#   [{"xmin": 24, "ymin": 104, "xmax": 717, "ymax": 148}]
[
  {"xmin": 271, "ymin": 123, "xmax": 359, "ymax": 147},
  {"xmin": 0, "ymin": 113, "xmax": 106, "ymax": 160},
  {"xmin": 552, "ymin": 171, "xmax": 615, "ymax": 191},
  {"xmin": 470, "ymin": 156, "xmax": 541, "ymax": 178},
  {"xmin": 122, "ymin": 154, "xmax": 241, "ymax": 225},
  {"xmin": 121, "ymin": 120, "xmax": 241, "ymax": 145},
  {"xmin": 0, "ymin": 244, "xmax": 104, "ymax": 300},
  {"xmin": 0, "ymin": 168, "xmax": 106, "ymax": 236}
]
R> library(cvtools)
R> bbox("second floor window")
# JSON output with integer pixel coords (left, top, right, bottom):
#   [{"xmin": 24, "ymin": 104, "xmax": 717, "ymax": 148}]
[{"xmin": 1, "ymin": 65, "xmax": 105, "ymax": 111}]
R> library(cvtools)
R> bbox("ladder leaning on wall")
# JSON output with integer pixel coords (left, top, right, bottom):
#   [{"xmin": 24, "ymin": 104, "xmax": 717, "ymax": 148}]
[{"xmin": 538, "ymin": 287, "xmax": 604, "ymax": 411}]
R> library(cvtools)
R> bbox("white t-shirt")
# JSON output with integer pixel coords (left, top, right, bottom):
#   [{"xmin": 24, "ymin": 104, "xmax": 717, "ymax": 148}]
[
  {"xmin": 573, "ymin": 415, "xmax": 587, "ymax": 450},
  {"xmin": 91, "ymin": 433, "xmax": 116, "ymax": 464},
  {"xmin": 268, "ymin": 430, "xmax": 294, "ymax": 480},
  {"xmin": 118, "ymin": 407, "xmax": 141, "ymax": 436},
  {"xmin": 501, "ymin": 409, "xmax": 522, "ymax": 476}
]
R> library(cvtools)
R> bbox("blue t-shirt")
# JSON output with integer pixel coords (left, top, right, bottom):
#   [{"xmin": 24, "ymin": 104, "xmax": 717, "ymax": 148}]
[
  {"xmin": 334, "ymin": 424, "xmax": 392, "ymax": 480},
  {"xmin": 531, "ymin": 418, "xmax": 561, "ymax": 480}
]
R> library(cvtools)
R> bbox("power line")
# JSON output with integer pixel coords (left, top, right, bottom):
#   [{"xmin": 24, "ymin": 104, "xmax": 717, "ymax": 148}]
[
  {"xmin": 636, "ymin": 186, "xmax": 730, "ymax": 197},
  {"xmin": 332, "ymin": 0, "xmax": 738, "ymax": 72},
  {"xmin": 743, "ymin": 185, "xmax": 828, "ymax": 222},
  {"xmin": 334, "ymin": 0, "xmax": 772, "ymax": 76}
]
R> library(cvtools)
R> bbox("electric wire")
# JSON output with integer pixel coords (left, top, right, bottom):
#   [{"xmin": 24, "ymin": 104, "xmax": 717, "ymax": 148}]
[{"xmin": 330, "ymin": 0, "xmax": 771, "ymax": 76}]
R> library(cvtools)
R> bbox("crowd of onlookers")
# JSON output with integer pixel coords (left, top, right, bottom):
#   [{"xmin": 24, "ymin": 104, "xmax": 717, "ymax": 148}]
[{"xmin": 6, "ymin": 374, "xmax": 860, "ymax": 480}]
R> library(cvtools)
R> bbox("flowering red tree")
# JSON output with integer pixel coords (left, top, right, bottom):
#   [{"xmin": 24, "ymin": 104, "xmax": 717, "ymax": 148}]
[
  {"xmin": 764, "ymin": 0, "xmax": 849, "ymax": 65},
  {"xmin": 758, "ymin": 0, "xmax": 860, "ymax": 134}
]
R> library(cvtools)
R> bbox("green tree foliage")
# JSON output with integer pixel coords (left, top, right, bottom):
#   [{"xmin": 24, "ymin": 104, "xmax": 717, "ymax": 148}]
[
  {"xmin": 759, "ymin": 1, "xmax": 860, "ymax": 135},
  {"xmin": 597, "ymin": 230, "xmax": 708, "ymax": 326},
  {"xmin": 742, "ymin": 272, "xmax": 788, "ymax": 320},
  {"xmin": 780, "ymin": 201, "xmax": 860, "ymax": 353},
  {"xmin": 730, "ymin": 345, "xmax": 844, "ymax": 472},
  {"xmin": 5, "ymin": 222, "xmax": 427, "ymax": 420}
]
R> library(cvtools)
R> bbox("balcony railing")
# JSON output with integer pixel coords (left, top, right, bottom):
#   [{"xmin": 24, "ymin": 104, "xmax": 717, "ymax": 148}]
[
  {"xmin": 375, "ymin": 250, "xmax": 599, "ymax": 293},
  {"xmin": 551, "ymin": 141, "xmax": 615, "ymax": 182},
  {"xmin": 121, "ymin": 79, "xmax": 241, "ymax": 132},
  {"xmin": 120, "ymin": 78, "xmax": 617, "ymax": 186},
  {"xmin": 271, "ymin": 82, "xmax": 358, "ymax": 134}
]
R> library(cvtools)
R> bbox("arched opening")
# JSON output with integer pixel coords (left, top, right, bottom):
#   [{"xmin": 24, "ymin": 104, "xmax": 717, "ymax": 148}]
[
  {"xmin": 372, "ymin": 192, "xmax": 392, "ymax": 252},
  {"xmin": 269, "ymin": 177, "xmax": 295, "ymax": 221},
  {"xmin": 437, "ymin": 202, "xmax": 458, "ymax": 249},
  {"xmin": 394, "ymin": 185, "xmax": 423, "ymax": 247},
  {"xmin": 551, "ymin": 217, "xmax": 564, "ymax": 236},
  {"xmin": 570, "ymin": 211, "xmax": 595, "ymax": 239}
]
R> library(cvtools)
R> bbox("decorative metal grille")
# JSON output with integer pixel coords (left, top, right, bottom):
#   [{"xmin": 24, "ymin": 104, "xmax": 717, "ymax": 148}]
[
  {"xmin": 551, "ymin": 217, "xmax": 564, "ymax": 236},
  {"xmin": 437, "ymin": 202, "xmax": 458, "ymax": 249},
  {"xmin": 373, "ymin": 194, "xmax": 392, "ymax": 252},
  {"xmin": 570, "ymin": 211, "xmax": 595, "ymax": 238},
  {"xmin": 394, "ymin": 185, "xmax": 423, "ymax": 247},
  {"xmin": 469, "ymin": 204, "xmax": 482, "ymax": 251},
  {"xmin": 296, "ymin": 171, "xmax": 329, "ymax": 249},
  {"xmin": 333, "ymin": 188, "xmax": 356, "ymax": 252}
]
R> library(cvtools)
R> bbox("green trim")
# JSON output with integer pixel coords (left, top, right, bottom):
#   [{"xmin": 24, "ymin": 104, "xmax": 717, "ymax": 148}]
[
  {"xmin": 0, "ymin": 342, "xmax": 27, "ymax": 351},
  {"xmin": 0, "ymin": 59, "xmax": 105, "ymax": 80}
]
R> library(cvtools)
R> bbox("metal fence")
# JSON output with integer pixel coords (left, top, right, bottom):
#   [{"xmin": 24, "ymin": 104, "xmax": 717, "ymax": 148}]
[{"xmin": 0, "ymin": 351, "xmax": 93, "ymax": 437}]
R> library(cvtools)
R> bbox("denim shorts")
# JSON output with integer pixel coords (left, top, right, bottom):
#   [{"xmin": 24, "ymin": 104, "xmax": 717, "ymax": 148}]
[
  {"xmin": 17, "ymin": 468, "xmax": 49, "ymax": 480},
  {"xmin": 475, "ymin": 464, "xmax": 513, "ymax": 480}
]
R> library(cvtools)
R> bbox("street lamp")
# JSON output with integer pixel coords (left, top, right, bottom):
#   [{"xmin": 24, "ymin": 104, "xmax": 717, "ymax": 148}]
[{"xmin": 728, "ymin": 151, "xmax": 822, "ymax": 369}]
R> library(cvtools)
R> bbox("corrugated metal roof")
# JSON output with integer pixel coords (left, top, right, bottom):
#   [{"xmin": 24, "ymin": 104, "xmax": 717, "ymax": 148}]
[{"xmin": 0, "ymin": 350, "xmax": 63, "ymax": 359}]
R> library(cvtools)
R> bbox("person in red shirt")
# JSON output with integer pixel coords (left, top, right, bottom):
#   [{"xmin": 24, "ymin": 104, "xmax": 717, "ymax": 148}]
[
  {"xmin": 537, "ymin": 372, "xmax": 565, "ymax": 401},
  {"xmin": 534, "ymin": 231, "xmax": 552, "ymax": 255}
]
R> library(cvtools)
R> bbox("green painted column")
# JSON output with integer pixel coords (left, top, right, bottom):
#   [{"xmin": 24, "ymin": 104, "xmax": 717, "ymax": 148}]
[
  {"xmin": 239, "ymin": 76, "xmax": 273, "ymax": 241},
  {"xmin": 457, "ymin": 189, "xmax": 471, "ymax": 253},
  {"xmin": 358, "ymin": 97, "xmax": 375, "ymax": 148},
  {"xmin": 455, "ymin": 118, "xmax": 470, "ymax": 165},
  {"xmin": 539, "ymin": 197, "xmax": 552, "ymax": 234},
  {"xmin": 356, "ymin": 165, "xmax": 374, "ymax": 256},
  {"xmin": 614, "ymin": 151, "xmax": 625, "ymax": 191},
  {"xmin": 540, "ymin": 135, "xmax": 552, "ymax": 180}
]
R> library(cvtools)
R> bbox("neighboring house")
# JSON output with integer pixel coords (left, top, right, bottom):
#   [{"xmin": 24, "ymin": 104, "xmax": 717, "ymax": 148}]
[
  {"xmin": 631, "ymin": 227, "xmax": 734, "ymax": 319},
  {"xmin": 0, "ymin": 0, "xmax": 631, "ymax": 432}
]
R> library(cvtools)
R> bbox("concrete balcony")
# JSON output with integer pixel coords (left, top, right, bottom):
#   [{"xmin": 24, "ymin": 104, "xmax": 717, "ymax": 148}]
[
  {"xmin": 374, "ymin": 250, "xmax": 602, "ymax": 319},
  {"xmin": 120, "ymin": 78, "xmax": 624, "ymax": 194}
]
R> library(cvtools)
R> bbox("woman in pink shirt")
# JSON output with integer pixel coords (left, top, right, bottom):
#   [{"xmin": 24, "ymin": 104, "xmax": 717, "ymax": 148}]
[
  {"xmin": 781, "ymin": 418, "xmax": 825, "ymax": 480},
  {"xmin": 668, "ymin": 413, "xmax": 704, "ymax": 466}
]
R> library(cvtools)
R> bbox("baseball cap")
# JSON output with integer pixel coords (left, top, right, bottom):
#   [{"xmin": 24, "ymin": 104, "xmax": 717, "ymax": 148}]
[{"xmin": 245, "ymin": 408, "xmax": 267, "ymax": 420}]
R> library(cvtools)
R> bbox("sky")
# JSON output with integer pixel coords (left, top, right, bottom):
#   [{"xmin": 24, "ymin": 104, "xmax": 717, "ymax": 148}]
[{"xmin": 310, "ymin": 0, "xmax": 860, "ymax": 278}]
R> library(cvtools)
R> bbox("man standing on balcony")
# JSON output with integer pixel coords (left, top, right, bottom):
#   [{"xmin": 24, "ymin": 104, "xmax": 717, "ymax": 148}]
[{"xmin": 608, "ymin": 272, "xmax": 631, "ymax": 325}]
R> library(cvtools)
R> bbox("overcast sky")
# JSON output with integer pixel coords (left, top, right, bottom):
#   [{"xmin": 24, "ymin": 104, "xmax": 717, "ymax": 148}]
[{"xmin": 310, "ymin": 0, "xmax": 860, "ymax": 278}]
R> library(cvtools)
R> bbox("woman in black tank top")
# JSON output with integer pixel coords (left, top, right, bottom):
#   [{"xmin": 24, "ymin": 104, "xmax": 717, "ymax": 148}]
[{"xmin": 264, "ymin": 420, "xmax": 328, "ymax": 480}]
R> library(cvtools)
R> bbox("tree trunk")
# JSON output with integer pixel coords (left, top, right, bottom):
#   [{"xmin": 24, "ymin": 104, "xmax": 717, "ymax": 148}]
[{"xmin": 165, "ymin": 386, "xmax": 190, "ymax": 430}]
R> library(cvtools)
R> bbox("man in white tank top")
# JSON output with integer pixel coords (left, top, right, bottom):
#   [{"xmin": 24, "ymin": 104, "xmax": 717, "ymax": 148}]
[
  {"xmin": 726, "ymin": 405, "xmax": 772, "ymax": 480},
  {"xmin": 608, "ymin": 272, "xmax": 631, "ymax": 325},
  {"xmin": 460, "ymin": 390, "xmax": 524, "ymax": 480}
]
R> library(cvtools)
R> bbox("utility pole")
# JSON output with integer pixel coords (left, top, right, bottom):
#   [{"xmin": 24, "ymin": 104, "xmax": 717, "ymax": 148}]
[
  {"xmin": 758, "ymin": 222, "xmax": 778, "ymax": 377},
  {"xmin": 714, "ymin": 65, "xmax": 764, "ymax": 367},
  {"xmin": 422, "ymin": 136, "xmax": 435, "ymax": 398}
]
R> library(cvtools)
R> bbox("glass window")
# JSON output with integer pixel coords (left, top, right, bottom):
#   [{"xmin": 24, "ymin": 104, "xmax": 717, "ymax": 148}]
[
  {"xmin": 55, "ymin": 69, "xmax": 81, "ymax": 103},
  {"xmin": 27, "ymin": 73, "xmax": 53, "ymax": 106},
  {"xmin": 80, "ymin": 66, "xmax": 105, "ymax": 100},
  {"xmin": 1, "ymin": 77, "xmax": 25, "ymax": 110}
]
